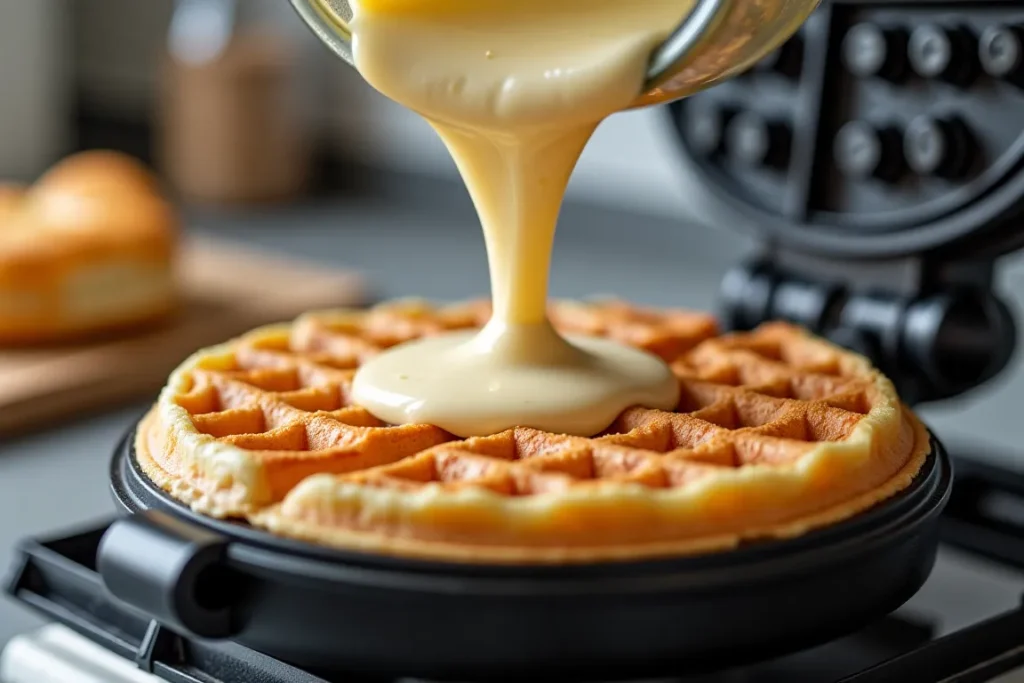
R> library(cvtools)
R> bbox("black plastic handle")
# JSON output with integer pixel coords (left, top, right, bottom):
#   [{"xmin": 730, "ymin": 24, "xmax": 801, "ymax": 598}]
[{"xmin": 97, "ymin": 511, "xmax": 241, "ymax": 639}]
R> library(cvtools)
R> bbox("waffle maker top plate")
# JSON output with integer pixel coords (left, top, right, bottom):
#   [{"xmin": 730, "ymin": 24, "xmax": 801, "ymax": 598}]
[{"xmin": 97, "ymin": 421, "xmax": 952, "ymax": 681}]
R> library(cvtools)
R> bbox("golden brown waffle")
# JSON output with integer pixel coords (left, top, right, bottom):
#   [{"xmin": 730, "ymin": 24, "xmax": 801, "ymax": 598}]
[{"xmin": 137, "ymin": 299, "xmax": 930, "ymax": 564}]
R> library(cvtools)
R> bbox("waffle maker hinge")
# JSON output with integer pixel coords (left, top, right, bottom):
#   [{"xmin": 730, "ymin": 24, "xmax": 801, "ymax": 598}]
[{"xmin": 718, "ymin": 252, "xmax": 1017, "ymax": 406}]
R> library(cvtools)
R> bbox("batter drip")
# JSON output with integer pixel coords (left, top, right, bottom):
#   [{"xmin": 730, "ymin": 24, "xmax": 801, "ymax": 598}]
[{"xmin": 349, "ymin": 0, "xmax": 695, "ymax": 437}]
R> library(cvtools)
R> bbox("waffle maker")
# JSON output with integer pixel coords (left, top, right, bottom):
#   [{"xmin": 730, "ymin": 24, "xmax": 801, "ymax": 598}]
[{"xmin": 7, "ymin": 1, "xmax": 1024, "ymax": 681}]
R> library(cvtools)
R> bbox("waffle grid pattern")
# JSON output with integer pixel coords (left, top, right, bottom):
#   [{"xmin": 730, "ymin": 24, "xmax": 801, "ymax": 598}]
[{"xmin": 138, "ymin": 300, "xmax": 925, "ymax": 562}]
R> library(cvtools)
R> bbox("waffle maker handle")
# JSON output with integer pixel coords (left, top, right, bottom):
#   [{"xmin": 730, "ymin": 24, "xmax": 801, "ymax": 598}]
[{"xmin": 96, "ymin": 510, "xmax": 240, "ymax": 639}]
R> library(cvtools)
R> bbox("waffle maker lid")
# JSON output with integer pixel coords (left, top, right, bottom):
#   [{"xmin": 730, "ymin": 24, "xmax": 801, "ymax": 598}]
[{"xmin": 670, "ymin": 3, "xmax": 1024, "ymax": 261}]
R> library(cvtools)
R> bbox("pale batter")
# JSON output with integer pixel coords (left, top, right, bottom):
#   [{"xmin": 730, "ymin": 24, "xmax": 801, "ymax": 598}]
[{"xmin": 349, "ymin": 0, "xmax": 696, "ymax": 437}]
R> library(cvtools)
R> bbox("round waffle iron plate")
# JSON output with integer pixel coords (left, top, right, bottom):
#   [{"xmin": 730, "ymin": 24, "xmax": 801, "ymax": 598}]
[{"xmin": 100, "ymin": 420, "xmax": 952, "ymax": 681}]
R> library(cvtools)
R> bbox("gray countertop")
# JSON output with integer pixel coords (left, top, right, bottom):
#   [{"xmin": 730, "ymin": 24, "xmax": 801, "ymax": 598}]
[{"xmin": 2, "ymin": 173, "xmax": 1024, "ymax": 645}]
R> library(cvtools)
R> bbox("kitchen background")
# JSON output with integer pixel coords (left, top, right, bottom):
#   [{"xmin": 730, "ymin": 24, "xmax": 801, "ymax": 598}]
[
  {"xmin": 1, "ymin": 0, "xmax": 1023, "ymax": 646},
  {"xmin": 1, "ymin": 0, "xmax": 721, "ymax": 217}
]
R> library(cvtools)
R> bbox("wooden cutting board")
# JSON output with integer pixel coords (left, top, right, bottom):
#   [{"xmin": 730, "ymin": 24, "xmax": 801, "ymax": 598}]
[{"xmin": 0, "ymin": 238, "xmax": 370, "ymax": 436}]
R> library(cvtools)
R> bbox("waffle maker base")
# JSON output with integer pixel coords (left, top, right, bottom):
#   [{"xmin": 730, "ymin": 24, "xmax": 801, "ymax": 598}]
[{"xmin": 99, "ymin": 421, "xmax": 952, "ymax": 682}]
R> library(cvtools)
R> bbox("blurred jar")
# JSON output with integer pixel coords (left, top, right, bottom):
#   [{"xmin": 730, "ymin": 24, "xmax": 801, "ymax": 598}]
[{"xmin": 158, "ymin": 0, "xmax": 310, "ymax": 206}]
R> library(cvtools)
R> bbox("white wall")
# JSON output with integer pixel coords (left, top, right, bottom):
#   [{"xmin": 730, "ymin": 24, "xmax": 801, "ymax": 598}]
[{"xmin": 0, "ymin": 1, "xmax": 71, "ymax": 179}]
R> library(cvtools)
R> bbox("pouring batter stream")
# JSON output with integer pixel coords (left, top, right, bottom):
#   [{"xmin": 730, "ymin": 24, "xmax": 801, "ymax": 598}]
[{"xmin": 350, "ymin": 0, "xmax": 697, "ymax": 437}]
